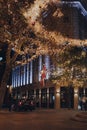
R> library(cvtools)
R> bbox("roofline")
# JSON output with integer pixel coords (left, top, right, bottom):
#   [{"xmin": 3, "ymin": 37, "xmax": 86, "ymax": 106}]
[{"xmin": 54, "ymin": 1, "xmax": 87, "ymax": 18}]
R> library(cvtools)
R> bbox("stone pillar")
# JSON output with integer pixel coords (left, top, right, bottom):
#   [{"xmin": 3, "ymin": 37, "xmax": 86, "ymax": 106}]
[
  {"xmin": 47, "ymin": 88, "xmax": 49, "ymax": 108},
  {"xmin": 74, "ymin": 87, "xmax": 79, "ymax": 110},
  {"xmin": 39, "ymin": 89, "xmax": 41, "ymax": 108},
  {"xmin": 55, "ymin": 85, "xmax": 60, "ymax": 109}
]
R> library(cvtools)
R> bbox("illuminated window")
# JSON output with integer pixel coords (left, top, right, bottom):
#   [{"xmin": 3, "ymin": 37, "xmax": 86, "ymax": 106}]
[
  {"xmin": 30, "ymin": 61, "xmax": 33, "ymax": 84},
  {"xmin": 23, "ymin": 65, "xmax": 26, "ymax": 85},
  {"xmin": 45, "ymin": 55, "xmax": 50, "ymax": 79},
  {"xmin": 38, "ymin": 55, "xmax": 42, "ymax": 81},
  {"xmin": 17, "ymin": 66, "xmax": 20, "ymax": 87},
  {"xmin": 26, "ymin": 63, "xmax": 29, "ymax": 84},
  {"xmin": 12, "ymin": 68, "xmax": 15, "ymax": 88}
]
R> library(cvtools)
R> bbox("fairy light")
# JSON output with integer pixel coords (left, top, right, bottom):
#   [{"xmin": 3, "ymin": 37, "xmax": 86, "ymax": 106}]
[
  {"xmin": 13, "ymin": 0, "xmax": 87, "ymax": 66},
  {"xmin": 22, "ymin": 0, "xmax": 87, "ymax": 47}
]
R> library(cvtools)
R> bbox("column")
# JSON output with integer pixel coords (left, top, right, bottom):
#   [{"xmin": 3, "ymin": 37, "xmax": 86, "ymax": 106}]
[
  {"xmin": 18, "ymin": 66, "xmax": 20, "ymax": 87},
  {"xmin": 23, "ymin": 65, "xmax": 25, "ymax": 85},
  {"xmin": 47, "ymin": 88, "xmax": 49, "ymax": 108},
  {"xmin": 12, "ymin": 68, "xmax": 14, "ymax": 87},
  {"xmin": 39, "ymin": 89, "xmax": 41, "ymax": 108},
  {"xmin": 24, "ymin": 65, "xmax": 26, "ymax": 85},
  {"xmin": 38, "ymin": 55, "xmax": 42, "ymax": 82},
  {"xmin": 45, "ymin": 55, "xmax": 50, "ymax": 79},
  {"xmin": 30, "ymin": 61, "xmax": 33, "ymax": 84},
  {"xmin": 74, "ymin": 87, "xmax": 79, "ymax": 110},
  {"xmin": 26, "ymin": 63, "xmax": 29, "ymax": 84},
  {"xmin": 55, "ymin": 85, "xmax": 60, "ymax": 109}
]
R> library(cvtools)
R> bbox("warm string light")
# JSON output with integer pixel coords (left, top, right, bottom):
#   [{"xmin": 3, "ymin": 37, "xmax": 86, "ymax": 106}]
[
  {"xmin": 10, "ymin": 0, "xmax": 87, "ymax": 66},
  {"xmin": 23, "ymin": 0, "xmax": 87, "ymax": 47},
  {"xmin": 1, "ymin": 0, "xmax": 87, "ymax": 93},
  {"xmin": 15, "ymin": 42, "xmax": 87, "ymax": 66}
]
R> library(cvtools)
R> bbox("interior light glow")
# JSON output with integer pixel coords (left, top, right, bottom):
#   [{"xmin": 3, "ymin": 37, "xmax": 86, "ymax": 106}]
[{"xmin": 0, "ymin": 57, "xmax": 3, "ymax": 61}]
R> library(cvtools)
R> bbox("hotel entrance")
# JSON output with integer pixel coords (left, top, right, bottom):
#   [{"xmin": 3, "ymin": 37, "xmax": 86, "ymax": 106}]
[
  {"xmin": 41, "ymin": 88, "xmax": 47, "ymax": 108},
  {"xmin": 78, "ymin": 88, "xmax": 87, "ymax": 110},
  {"xmin": 41, "ymin": 87, "xmax": 55, "ymax": 108},
  {"xmin": 60, "ymin": 87, "xmax": 74, "ymax": 108},
  {"xmin": 49, "ymin": 87, "xmax": 55, "ymax": 108}
]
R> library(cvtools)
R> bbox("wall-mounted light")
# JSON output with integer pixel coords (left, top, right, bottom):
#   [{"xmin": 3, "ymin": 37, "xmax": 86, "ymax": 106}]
[
  {"xmin": 74, "ymin": 88, "xmax": 78, "ymax": 96},
  {"xmin": 56, "ymin": 88, "xmax": 60, "ymax": 96}
]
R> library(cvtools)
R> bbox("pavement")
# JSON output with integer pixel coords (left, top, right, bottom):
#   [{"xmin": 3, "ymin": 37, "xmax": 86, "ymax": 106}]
[{"xmin": 0, "ymin": 108, "xmax": 87, "ymax": 130}]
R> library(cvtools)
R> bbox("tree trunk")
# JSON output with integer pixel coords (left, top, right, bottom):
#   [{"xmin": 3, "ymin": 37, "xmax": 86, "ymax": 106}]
[
  {"xmin": 0, "ymin": 64, "xmax": 11, "ymax": 109},
  {"xmin": 0, "ymin": 43, "xmax": 19, "ymax": 109}
]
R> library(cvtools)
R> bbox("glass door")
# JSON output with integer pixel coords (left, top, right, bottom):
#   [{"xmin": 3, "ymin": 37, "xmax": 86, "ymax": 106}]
[{"xmin": 60, "ymin": 86, "xmax": 74, "ymax": 108}]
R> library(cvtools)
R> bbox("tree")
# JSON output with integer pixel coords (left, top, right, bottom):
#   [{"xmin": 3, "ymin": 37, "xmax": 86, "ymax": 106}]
[
  {"xmin": 0, "ymin": 0, "xmax": 87, "ymax": 108},
  {"xmin": 0, "ymin": 0, "xmax": 37, "ymax": 108},
  {"xmin": 0, "ymin": 0, "xmax": 55, "ymax": 107},
  {"xmin": 50, "ymin": 45, "xmax": 87, "ymax": 88}
]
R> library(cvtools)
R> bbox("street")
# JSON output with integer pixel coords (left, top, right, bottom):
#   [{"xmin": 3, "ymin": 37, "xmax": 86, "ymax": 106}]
[{"xmin": 0, "ymin": 109, "xmax": 87, "ymax": 130}]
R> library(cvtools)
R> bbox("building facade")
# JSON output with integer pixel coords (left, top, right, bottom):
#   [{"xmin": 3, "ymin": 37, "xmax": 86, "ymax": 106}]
[
  {"xmin": 12, "ymin": 55, "xmax": 87, "ymax": 110},
  {"xmin": 12, "ymin": 1, "xmax": 87, "ymax": 110}
]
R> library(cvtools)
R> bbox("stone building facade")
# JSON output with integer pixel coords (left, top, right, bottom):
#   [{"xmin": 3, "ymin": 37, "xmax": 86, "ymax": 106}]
[{"xmin": 12, "ymin": 1, "xmax": 87, "ymax": 110}]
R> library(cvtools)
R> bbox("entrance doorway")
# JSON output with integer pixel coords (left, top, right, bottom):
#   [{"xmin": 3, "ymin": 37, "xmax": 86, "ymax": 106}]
[
  {"xmin": 60, "ymin": 86, "xmax": 74, "ymax": 108},
  {"xmin": 78, "ymin": 88, "xmax": 87, "ymax": 111},
  {"xmin": 49, "ymin": 87, "xmax": 55, "ymax": 108},
  {"xmin": 41, "ymin": 88, "xmax": 47, "ymax": 108}
]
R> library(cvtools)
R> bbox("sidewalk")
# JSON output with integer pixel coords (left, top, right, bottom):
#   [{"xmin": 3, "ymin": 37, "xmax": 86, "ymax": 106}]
[
  {"xmin": 0, "ymin": 108, "xmax": 87, "ymax": 130},
  {"xmin": 1, "ymin": 108, "xmax": 87, "ymax": 123}
]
